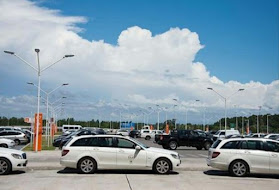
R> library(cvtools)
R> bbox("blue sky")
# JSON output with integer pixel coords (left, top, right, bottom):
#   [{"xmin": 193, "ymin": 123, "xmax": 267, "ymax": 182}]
[
  {"xmin": 40, "ymin": 0, "xmax": 279, "ymax": 84},
  {"xmin": 0, "ymin": 0, "xmax": 278, "ymax": 122}
]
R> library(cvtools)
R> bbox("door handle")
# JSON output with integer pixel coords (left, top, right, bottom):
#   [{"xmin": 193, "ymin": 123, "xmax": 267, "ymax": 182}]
[
  {"xmin": 244, "ymin": 150, "xmax": 251, "ymax": 154},
  {"xmin": 271, "ymin": 154, "xmax": 278, "ymax": 158},
  {"xmin": 93, "ymin": 148, "xmax": 99, "ymax": 151},
  {"xmin": 119, "ymin": 150, "xmax": 124, "ymax": 153}
]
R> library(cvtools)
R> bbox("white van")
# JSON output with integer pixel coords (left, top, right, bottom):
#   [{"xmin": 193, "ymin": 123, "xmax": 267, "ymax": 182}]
[
  {"xmin": 213, "ymin": 129, "xmax": 240, "ymax": 141},
  {"xmin": 62, "ymin": 125, "xmax": 82, "ymax": 133}
]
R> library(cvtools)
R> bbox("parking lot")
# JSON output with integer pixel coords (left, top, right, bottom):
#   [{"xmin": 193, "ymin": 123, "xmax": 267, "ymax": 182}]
[{"xmin": 1, "ymin": 136, "xmax": 278, "ymax": 190}]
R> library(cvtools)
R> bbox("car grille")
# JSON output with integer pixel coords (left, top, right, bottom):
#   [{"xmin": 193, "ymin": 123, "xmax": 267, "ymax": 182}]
[{"xmin": 22, "ymin": 153, "xmax": 27, "ymax": 159}]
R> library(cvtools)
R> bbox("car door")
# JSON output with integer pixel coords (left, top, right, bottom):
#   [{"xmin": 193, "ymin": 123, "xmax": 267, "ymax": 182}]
[
  {"xmin": 265, "ymin": 141, "xmax": 279, "ymax": 174},
  {"xmin": 88, "ymin": 137, "xmax": 116, "ymax": 169},
  {"xmin": 238, "ymin": 140, "xmax": 269, "ymax": 174},
  {"xmin": 115, "ymin": 137, "xmax": 147, "ymax": 169}
]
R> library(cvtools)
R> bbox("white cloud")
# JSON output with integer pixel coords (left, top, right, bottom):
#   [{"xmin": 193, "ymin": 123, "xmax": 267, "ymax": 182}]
[{"xmin": 0, "ymin": 0, "xmax": 278, "ymax": 124}]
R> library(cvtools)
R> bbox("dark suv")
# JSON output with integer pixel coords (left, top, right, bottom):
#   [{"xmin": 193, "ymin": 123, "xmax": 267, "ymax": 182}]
[{"xmin": 155, "ymin": 130, "xmax": 213, "ymax": 150}]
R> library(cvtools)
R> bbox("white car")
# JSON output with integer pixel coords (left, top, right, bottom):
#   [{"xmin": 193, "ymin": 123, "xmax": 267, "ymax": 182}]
[
  {"xmin": 0, "ymin": 148, "xmax": 28, "ymax": 175},
  {"xmin": 0, "ymin": 138, "xmax": 15, "ymax": 148},
  {"xmin": 116, "ymin": 129, "xmax": 130, "ymax": 136},
  {"xmin": 207, "ymin": 138, "xmax": 279, "ymax": 177},
  {"xmin": 144, "ymin": 130, "xmax": 163, "ymax": 140},
  {"xmin": 264, "ymin": 134, "xmax": 279, "ymax": 140},
  {"xmin": 60, "ymin": 135, "xmax": 181, "ymax": 174},
  {"xmin": 213, "ymin": 130, "xmax": 240, "ymax": 141}
]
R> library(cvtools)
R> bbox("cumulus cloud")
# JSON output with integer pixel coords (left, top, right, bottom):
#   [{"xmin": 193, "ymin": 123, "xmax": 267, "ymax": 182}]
[{"xmin": 0, "ymin": 0, "xmax": 278, "ymax": 123}]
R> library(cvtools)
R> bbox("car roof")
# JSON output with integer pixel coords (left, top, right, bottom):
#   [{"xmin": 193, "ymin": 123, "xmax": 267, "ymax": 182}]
[
  {"xmin": 220, "ymin": 137, "xmax": 279, "ymax": 143},
  {"xmin": 72, "ymin": 134, "xmax": 128, "ymax": 140}
]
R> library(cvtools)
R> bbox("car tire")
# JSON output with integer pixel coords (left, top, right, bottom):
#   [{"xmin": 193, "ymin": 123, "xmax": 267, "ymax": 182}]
[
  {"xmin": 0, "ymin": 158, "xmax": 12, "ymax": 175},
  {"xmin": 14, "ymin": 139, "xmax": 20, "ymax": 145},
  {"xmin": 145, "ymin": 136, "xmax": 151, "ymax": 140},
  {"xmin": 229, "ymin": 160, "xmax": 249, "ymax": 177},
  {"xmin": 196, "ymin": 146, "xmax": 202, "ymax": 150},
  {"xmin": 0, "ymin": 144, "xmax": 8, "ymax": 148},
  {"xmin": 153, "ymin": 158, "xmax": 171, "ymax": 174},
  {"xmin": 78, "ymin": 157, "xmax": 97, "ymax": 174},
  {"xmin": 168, "ymin": 141, "xmax": 178, "ymax": 150},
  {"xmin": 204, "ymin": 142, "xmax": 212, "ymax": 150}
]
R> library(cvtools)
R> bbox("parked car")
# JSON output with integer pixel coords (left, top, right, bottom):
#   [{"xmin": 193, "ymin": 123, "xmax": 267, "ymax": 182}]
[
  {"xmin": 58, "ymin": 129, "xmax": 97, "ymax": 149},
  {"xmin": 264, "ymin": 134, "xmax": 279, "ymax": 140},
  {"xmin": 0, "ymin": 147, "xmax": 28, "ymax": 175},
  {"xmin": 0, "ymin": 138, "xmax": 15, "ymax": 148},
  {"xmin": 207, "ymin": 138, "xmax": 279, "ymax": 177},
  {"xmin": 0, "ymin": 130, "xmax": 28, "ymax": 145},
  {"xmin": 144, "ymin": 130, "xmax": 163, "ymax": 140},
  {"xmin": 60, "ymin": 135, "xmax": 181, "ymax": 174},
  {"xmin": 140, "ymin": 129, "xmax": 152, "ymax": 139},
  {"xmin": 213, "ymin": 130, "xmax": 240, "ymax": 141},
  {"xmin": 129, "ymin": 130, "xmax": 141, "ymax": 138},
  {"xmin": 116, "ymin": 129, "xmax": 130, "ymax": 136},
  {"xmin": 248, "ymin": 133, "xmax": 266, "ymax": 138},
  {"xmin": 155, "ymin": 130, "xmax": 213, "ymax": 150}
]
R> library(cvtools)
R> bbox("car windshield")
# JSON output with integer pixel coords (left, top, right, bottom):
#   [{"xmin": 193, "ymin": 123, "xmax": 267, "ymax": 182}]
[{"xmin": 130, "ymin": 138, "xmax": 149, "ymax": 148}]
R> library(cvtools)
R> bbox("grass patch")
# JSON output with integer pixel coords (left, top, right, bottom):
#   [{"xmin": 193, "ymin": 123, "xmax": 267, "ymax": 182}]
[{"xmin": 23, "ymin": 137, "xmax": 56, "ymax": 151}]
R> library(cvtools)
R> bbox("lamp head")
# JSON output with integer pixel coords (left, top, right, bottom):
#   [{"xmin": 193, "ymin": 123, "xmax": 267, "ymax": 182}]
[
  {"xmin": 64, "ymin": 55, "xmax": 74, "ymax": 58},
  {"xmin": 35, "ymin": 49, "xmax": 40, "ymax": 53},
  {"xmin": 207, "ymin": 88, "xmax": 213, "ymax": 90},
  {"xmin": 4, "ymin": 51, "xmax": 15, "ymax": 55}
]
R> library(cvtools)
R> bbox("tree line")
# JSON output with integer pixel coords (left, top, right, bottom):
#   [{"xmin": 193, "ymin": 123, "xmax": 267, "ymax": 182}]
[{"xmin": 0, "ymin": 114, "xmax": 278, "ymax": 133}]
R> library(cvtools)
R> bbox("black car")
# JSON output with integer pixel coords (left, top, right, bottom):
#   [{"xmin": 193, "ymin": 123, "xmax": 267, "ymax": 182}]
[
  {"xmin": 129, "ymin": 130, "xmax": 141, "ymax": 138},
  {"xmin": 155, "ymin": 129, "xmax": 213, "ymax": 150},
  {"xmin": 58, "ymin": 129, "xmax": 97, "ymax": 149}
]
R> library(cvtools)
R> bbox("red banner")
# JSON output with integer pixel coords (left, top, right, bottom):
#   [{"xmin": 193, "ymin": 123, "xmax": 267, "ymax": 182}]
[{"xmin": 33, "ymin": 113, "xmax": 43, "ymax": 151}]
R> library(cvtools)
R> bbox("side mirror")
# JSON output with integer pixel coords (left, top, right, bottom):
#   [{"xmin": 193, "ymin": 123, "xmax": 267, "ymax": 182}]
[{"xmin": 135, "ymin": 145, "xmax": 141, "ymax": 150}]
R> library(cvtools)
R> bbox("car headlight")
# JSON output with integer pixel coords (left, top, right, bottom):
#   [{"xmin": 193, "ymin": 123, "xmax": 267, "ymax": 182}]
[
  {"xmin": 12, "ymin": 153, "xmax": 22, "ymax": 159},
  {"xmin": 171, "ymin": 154, "xmax": 179, "ymax": 159}
]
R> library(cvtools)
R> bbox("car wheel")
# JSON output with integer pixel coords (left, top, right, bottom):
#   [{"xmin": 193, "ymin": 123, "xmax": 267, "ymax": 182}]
[
  {"xmin": 78, "ymin": 157, "xmax": 97, "ymax": 174},
  {"xmin": 0, "ymin": 158, "xmax": 12, "ymax": 175},
  {"xmin": 204, "ymin": 142, "xmax": 212, "ymax": 150},
  {"xmin": 168, "ymin": 141, "xmax": 177, "ymax": 150},
  {"xmin": 153, "ymin": 158, "xmax": 171, "ymax": 174},
  {"xmin": 0, "ymin": 144, "xmax": 8, "ymax": 148},
  {"xmin": 145, "ymin": 136, "xmax": 151, "ymax": 140},
  {"xmin": 14, "ymin": 139, "xmax": 20, "ymax": 145},
  {"xmin": 229, "ymin": 160, "xmax": 248, "ymax": 177}
]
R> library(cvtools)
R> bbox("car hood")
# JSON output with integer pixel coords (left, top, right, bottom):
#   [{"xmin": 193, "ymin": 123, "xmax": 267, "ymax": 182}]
[
  {"xmin": 146, "ymin": 147, "xmax": 178, "ymax": 155},
  {"xmin": 0, "ymin": 147, "xmax": 25, "ymax": 155}
]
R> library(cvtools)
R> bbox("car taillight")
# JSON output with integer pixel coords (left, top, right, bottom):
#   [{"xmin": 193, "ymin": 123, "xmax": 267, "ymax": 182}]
[
  {"xmin": 160, "ymin": 135, "xmax": 163, "ymax": 140},
  {"xmin": 212, "ymin": 152, "xmax": 220, "ymax": 158},
  {"xmin": 62, "ymin": 149, "xmax": 69, "ymax": 156}
]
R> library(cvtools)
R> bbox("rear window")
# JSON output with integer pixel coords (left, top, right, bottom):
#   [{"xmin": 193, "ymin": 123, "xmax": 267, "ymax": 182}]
[
  {"xmin": 212, "ymin": 140, "xmax": 222, "ymax": 148},
  {"xmin": 221, "ymin": 141, "xmax": 240, "ymax": 149}
]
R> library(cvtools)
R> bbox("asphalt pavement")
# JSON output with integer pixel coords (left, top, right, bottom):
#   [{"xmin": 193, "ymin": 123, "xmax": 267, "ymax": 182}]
[{"xmin": 1, "ymin": 170, "xmax": 279, "ymax": 190}]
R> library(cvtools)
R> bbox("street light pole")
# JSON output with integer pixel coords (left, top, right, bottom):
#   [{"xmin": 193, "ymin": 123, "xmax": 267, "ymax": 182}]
[
  {"xmin": 4, "ymin": 49, "xmax": 74, "ymax": 152},
  {"xmin": 27, "ymin": 83, "xmax": 68, "ymax": 146},
  {"xmin": 257, "ymin": 106, "xmax": 262, "ymax": 133},
  {"xmin": 207, "ymin": 88, "xmax": 244, "ymax": 132},
  {"xmin": 267, "ymin": 114, "xmax": 271, "ymax": 134}
]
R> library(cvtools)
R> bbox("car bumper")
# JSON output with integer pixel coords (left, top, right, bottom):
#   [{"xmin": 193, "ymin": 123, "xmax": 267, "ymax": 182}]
[
  {"xmin": 206, "ymin": 158, "xmax": 227, "ymax": 170},
  {"xmin": 12, "ymin": 159, "xmax": 28, "ymax": 171},
  {"xmin": 172, "ymin": 159, "xmax": 182, "ymax": 169},
  {"xmin": 60, "ymin": 158, "xmax": 77, "ymax": 169}
]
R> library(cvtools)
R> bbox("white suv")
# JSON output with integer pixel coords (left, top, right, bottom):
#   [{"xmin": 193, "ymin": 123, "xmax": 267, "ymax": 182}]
[
  {"xmin": 60, "ymin": 135, "xmax": 181, "ymax": 174},
  {"xmin": 207, "ymin": 138, "xmax": 279, "ymax": 177}
]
